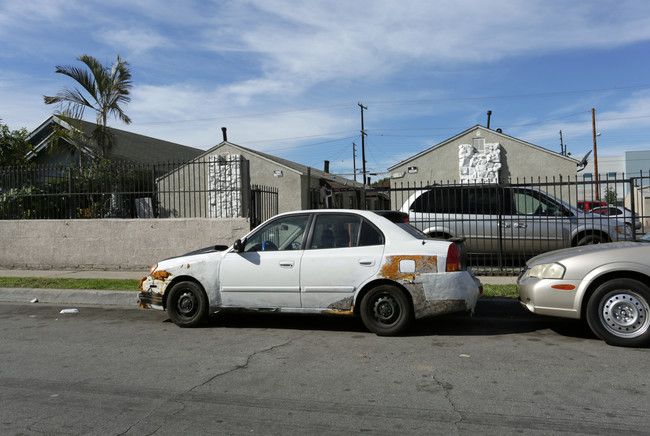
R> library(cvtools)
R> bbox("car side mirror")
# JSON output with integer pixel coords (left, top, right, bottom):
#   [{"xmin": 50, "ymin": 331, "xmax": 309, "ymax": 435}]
[{"xmin": 232, "ymin": 239, "xmax": 244, "ymax": 252}]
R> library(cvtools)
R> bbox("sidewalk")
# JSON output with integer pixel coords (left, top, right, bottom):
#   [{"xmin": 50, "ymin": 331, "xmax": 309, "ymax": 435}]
[
  {"xmin": 0, "ymin": 269, "xmax": 517, "ymax": 307},
  {"xmin": 0, "ymin": 269, "xmax": 144, "ymax": 307}
]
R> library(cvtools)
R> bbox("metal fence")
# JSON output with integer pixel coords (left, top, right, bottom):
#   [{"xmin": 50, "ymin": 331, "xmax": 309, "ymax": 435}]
[
  {"xmin": 384, "ymin": 174, "xmax": 650, "ymax": 274},
  {"xmin": 3, "ymin": 161, "xmax": 650, "ymax": 274},
  {"xmin": 0, "ymin": 161, "xmax": 277, "ymax": 229}
]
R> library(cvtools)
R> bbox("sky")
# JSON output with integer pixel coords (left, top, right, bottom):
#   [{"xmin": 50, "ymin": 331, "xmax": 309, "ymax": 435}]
[{"xmin": 2, "ymin": 0, "xmax": 650, "ymax": 180}]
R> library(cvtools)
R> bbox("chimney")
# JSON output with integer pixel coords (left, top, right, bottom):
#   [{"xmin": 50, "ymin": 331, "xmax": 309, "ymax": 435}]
[
  {"xmin": 486, "ymin": 111, "xmax": 492, "ymax": 129},
  {"xmin": 324, "ymin": 160, "xmax": 330, "ymax": 173},
  {"xmin": 221, "ymin": 127, "xmax": 227, "ymax": 142}
]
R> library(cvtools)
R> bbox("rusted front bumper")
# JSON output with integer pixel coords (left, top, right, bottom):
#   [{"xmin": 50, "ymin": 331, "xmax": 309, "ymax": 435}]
[
  {"xmin": 138, "ymin": 291, "xmax": 163, "ymax": 309},
  {"xmin": 138, "ymin": 272, "xmax": 174, "ymax": 309}
]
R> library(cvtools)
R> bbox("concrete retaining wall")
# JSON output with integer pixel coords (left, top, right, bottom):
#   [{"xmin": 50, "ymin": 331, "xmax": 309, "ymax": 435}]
[{"xmin": 0, "ymin": 218, "xmax": 250, "ymax": 270}]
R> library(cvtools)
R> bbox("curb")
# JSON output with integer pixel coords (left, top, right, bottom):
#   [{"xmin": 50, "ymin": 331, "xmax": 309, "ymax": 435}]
[{"xmin": 0, "ymin": 288, "xmax": 139, "ymax": 307}]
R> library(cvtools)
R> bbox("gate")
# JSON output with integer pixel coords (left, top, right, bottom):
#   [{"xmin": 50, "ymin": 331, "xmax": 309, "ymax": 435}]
[{"xmin": 249, "ymin": 185, "xmax": 278, "ymax": 229}]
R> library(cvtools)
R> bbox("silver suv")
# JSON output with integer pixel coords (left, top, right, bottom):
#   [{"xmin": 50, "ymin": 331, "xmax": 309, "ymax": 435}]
[{"xmin": 400, "ymin": 185, "xmax": 632, "ymax": 256}]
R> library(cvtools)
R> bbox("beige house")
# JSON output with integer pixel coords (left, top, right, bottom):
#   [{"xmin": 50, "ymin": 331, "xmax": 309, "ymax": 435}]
[
  {"xmin": 157, "ymin": 141, "xmax": 365, "ymax": 219},
  {"xmin": 387, "ymin": 125, "xmax": 580, "ymax": 208}
]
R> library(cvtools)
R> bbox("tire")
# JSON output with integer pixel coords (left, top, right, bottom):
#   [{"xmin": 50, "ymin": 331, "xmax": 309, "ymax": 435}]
[
  {"xmin": 167, "ymin": 281, "xmax": 209, "ymax": 328},
  {"xmin": 586, "ymin": 278, "xmax": 650, "ymax": 347},
  {"xmin": 360, "ymin": 285, "xmax": 414, "ymax": 336},
  {"xmin": 576, "ymin": 234, "xmax": 606, "ymax": 246}
]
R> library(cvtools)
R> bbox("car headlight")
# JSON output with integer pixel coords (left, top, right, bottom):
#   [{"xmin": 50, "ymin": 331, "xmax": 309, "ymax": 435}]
[
  {"xmin": 528, "ymin": 262, "xmax": 565, "ymax": 279},
  {"xmin": 148, "ymin": 263, "xmax": 158, "ymax": 275}
]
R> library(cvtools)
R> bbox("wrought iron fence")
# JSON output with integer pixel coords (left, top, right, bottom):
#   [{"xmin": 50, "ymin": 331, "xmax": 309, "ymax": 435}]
[
  {"xmin": 383, "ymin": 174, "xmax": 650, "ymax": 274},
  {"xmin": 3, "ymin": 161, "xmax": 649, "ymax": 274},
  {"xmin": 0, "ymin": 161, "xmax": 277, "ymax": 226}
]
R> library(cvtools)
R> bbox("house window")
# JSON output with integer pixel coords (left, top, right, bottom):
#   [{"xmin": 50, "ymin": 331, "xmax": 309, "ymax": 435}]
[
  {"xmin": 473, "ymin": 138, "xmax": 485, "ymax": 152},
  {"xmin": 583, "ymin": 173, "xmax": 593, "ymax": 179},
  {"xmin": 608, "ymin": 172, "xmax": 616, "ymax": 178}
]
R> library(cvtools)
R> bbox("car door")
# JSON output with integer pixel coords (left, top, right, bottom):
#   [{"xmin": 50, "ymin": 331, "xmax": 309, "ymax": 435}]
[
  {"xmin": 502, "ymin": 188, "xmax": 571, "ymax": 255},
  {"xmin": 300, "ymin": 213, "xmax": 385, "ymax": 309},
  {"xmin": 218, "ymin": 214, "xmax": 310, "ymax": 308}
]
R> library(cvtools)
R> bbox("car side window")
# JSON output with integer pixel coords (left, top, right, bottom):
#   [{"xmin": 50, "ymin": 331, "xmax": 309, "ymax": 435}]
[
  {"xmin": 511, "ymin": 189, "xmax": 564, "ymax": 216},
  {"xmin": 309, "ymin": 214, "xmax": 384, "ymax": 249},
  {"xmin": 465, "ymin": 187, "xmax": 502, "ymax": 214},
  {"xmin": 411, "ymin": 186, "xmax": 504, "ymax": 215},
  {"xmin": 358, "ymin": 220, "xmax": 384, "ymax": 246},
  {"xmin": 411, "ymin": 188, "xmax": 456, "ymax": 213},
  {"xmin": 243, "ymin": 215, "xmax": 310, "ymax": 252}
]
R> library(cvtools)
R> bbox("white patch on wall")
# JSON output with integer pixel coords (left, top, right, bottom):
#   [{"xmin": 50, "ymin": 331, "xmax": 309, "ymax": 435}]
[
  {"xmin": 458, "ymin": 143, "xmax": 501, "ymax": 183},
  {"xmin": 208, "ymin": 153, "xmax": 244, "ymax": 218}
]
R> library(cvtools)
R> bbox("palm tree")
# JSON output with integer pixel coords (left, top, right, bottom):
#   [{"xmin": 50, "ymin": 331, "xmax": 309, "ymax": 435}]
[{"xmin": 44, "ymin": 55, "xmax": 132, "ymax": 157}]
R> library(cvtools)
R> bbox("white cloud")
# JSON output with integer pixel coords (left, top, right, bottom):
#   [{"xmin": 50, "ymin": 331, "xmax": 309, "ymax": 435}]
[
  {"xmin": 95, "ymin": 27, "xmax": 170, "ymax": 55},
  {"xmin": 126, "ymin": 82, "xmax": 358, "ymax": 150}
]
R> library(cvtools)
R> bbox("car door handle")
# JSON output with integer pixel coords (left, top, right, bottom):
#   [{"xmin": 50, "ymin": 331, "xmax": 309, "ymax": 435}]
[
  {"xmin": 279, "ymin": 261, "xmax": 295, "ymax": 268},
  {"xmin": 358, "ymin": 259, "xmax": 375, "ymax": 267},
  {"xmin": 500, "ymin": 222, "xmax": 511, "ymax": 228},
  {"xmin": 514, "ymin": 222, "xmax": 527, "ymax": 228}
]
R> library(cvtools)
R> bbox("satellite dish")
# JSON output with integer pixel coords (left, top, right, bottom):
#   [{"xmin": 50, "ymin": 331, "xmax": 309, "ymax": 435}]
[{"xmin": 576, "ymin": 150, "xmax": 592, "ymax": 172}]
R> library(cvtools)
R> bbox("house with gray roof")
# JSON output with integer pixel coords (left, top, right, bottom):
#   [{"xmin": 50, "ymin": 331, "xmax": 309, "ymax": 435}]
[{"xmin": 26, "ymin": 115, "xmax": 203, "ymax": 165}]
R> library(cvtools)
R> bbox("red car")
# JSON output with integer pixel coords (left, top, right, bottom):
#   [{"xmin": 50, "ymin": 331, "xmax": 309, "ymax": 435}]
[{"xmin": 577, "ymin": 200, "xmax": 606, "ymax": 212}]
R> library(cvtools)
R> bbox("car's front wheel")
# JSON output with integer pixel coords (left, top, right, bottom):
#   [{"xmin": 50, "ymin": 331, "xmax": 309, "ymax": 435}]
[
  {"xmin": 586, "ymin": 278, "xmax": 650, "ymax": 347},
  {"xmin": 167, "ymin": 281, "xmax": 208, "ymax": 327},
  {"xmin": 360, "ymin": 285, "xmax": 413, "ymax": 336},
  {"xmin": 576, "ymin": 233, "xmax": 606, "ymax": 245}
]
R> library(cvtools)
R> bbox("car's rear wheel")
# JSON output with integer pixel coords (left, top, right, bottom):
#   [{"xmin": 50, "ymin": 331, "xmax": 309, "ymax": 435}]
[
  {"xmin": 586, "ymin": 278, "xmax": 650, "ymax": 347},
  {"xmin": 167, "ymin": 281, "xmax": 208, "ymax": 327},
  {"xmin": 360, "ymin": 285, "xmax": 413, "ymax": 336}
]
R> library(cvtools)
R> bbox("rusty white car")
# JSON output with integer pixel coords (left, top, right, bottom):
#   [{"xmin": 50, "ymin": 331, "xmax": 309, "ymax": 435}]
[
  {"xmin": 518, "ymin": 236, "xmax": 650, "ymax": 347},
  {"xmin": 139, "ymin": 209, "xmax": 482, "ymax": 335}
]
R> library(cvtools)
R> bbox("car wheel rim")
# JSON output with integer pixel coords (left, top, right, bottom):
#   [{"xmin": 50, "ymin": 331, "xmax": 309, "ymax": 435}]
[
  {"xmin": 599, "ymin": 291, "xmax": 649, "ymax": 338},
  {"xmin": 177, "ymin": 291, "xmax": 198, "ymax": 318},
  {"xmin": 372, "ymin": 294, "xmax": 400, "ymax": 325}
]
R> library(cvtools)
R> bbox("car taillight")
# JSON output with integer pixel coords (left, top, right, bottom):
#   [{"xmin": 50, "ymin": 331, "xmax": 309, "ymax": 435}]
[{"xmin": 446, "ymin": 243, "xmax": 461, "ymax": 272}]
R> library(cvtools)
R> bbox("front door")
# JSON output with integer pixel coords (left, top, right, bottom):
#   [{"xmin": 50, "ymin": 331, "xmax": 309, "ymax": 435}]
[{"xmin": 219, "ymin": 214, "xmax": 310, "ymax": 308}]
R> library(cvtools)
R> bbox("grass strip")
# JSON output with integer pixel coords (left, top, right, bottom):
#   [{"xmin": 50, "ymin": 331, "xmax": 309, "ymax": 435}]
[
  {"xmin": 482, "ymin": 284, "xmax": 518, "ymax": 299},
  {"xmin": 0, "ymin": 277, "xmax": 519, "ymax": 298},
  {"xmin": 0, "ymin": 277, "xmax": 140, "ymax": 291}
]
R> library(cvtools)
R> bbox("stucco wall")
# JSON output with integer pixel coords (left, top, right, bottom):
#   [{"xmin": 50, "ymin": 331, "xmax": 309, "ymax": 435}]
[
  {"xmin": 389, "ymin": 127, "xmax": 580, "ymax": 209},
  {"xmin": 0, "ymin": 218, "xmax": 250, "ymax": 270},
  {"xmin": 390, "ymin": 127, "xmax": 578, "ymax": 186}
]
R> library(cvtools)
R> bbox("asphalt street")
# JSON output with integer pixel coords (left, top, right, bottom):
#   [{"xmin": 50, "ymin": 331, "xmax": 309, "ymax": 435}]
[{"xmin": 1, "ymin": 298, "xmax": 649, "ymax": 435}]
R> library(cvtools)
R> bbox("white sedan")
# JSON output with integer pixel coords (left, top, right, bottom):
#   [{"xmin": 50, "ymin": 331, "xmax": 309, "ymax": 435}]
[
  {"xmin": 139, "ymin": 209, "xmax": 482, "ymax": 335},
  {"xmin": 518, "ymin": 237, "xmax": 650, "ymax": 347},
  {"xmin": 589, "ymin": 205, "xmax": 642, "ymax": 230}
]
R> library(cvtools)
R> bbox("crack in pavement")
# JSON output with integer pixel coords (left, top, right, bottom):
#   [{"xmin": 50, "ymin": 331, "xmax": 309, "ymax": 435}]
[{"xmin": 191, "ymin": 332, "xmax": 310, "ymax": 391}]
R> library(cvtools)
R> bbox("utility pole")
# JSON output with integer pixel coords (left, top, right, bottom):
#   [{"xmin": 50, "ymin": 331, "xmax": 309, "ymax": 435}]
[
  {"xmin": 559, "ymin": 130, "xmax": 564, "ymax": 155},
  {"xmin": 358, "ymin": 102, "xmax": 368, "ymax": 186},
  {"xmin": 352, "ymin": 142, "xmax": 357, "ymax": 182},
  {"xmin": 592, "ymin": 108, "xmax": 600, "ymax": 201}
]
